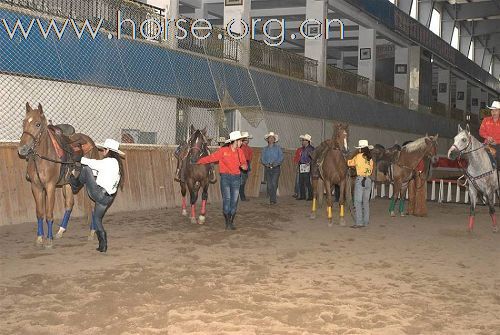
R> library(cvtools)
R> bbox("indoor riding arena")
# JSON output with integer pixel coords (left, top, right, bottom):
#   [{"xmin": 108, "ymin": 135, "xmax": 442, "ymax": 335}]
[{"xmin": 1, "ymin": 0, "xmax": 500, "ymax": 334}]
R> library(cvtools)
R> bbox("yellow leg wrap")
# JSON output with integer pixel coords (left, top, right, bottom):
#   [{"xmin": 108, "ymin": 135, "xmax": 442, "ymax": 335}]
[
  {"xmin": 327, "ymin": 206, "xmax": 333, "ymax": 219},
  {"xmin": 312, "ymin": 198, "xmax": 317, "ymax": 212},
  {"xmin": 340, "ymin": 205, "xmax": 344, "ymax": 218}
]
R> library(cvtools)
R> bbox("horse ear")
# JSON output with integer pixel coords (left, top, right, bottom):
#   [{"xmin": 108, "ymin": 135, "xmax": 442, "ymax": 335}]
[
  {"xmin": 37, "ymin": 103, "xmax": 44, "ymax": 115},
  {"xmin": 458, "ymin": 124, "xmax": 463, "ymax": 132},
  {"xmin": 25, "ymin": 102, "xmax": 31, "ymax": 114},
  {"xmin": 201, "ymin": 127, "xmax": 207, "ymax": 136},
  {"xmin": 189, "ymin": 125, "xmax": 195, "ymax": 135},
  {"xmin": 434, "ymin": 133, "xmax": 439, "ymax": 140}
]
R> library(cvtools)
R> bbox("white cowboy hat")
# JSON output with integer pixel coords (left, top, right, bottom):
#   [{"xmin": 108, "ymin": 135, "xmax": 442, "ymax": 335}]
[
  {"xmin": 241, "ymin": 131, "xmax": 253, "ymax": 139},
  {"xmin": 299, "ymin": 134, "xmax": 312, "ymax": 142},
  {"xmin": 217, "ymin": 136, "xmax": 227, "ymax": 143},
  {"xmin": 487, "ymin": 101, "xmax": 500, "ymax": 109},
  {"xmin": 355, "ymin": 139, "xmax": 374, "ymax": 149},
  {"xmin": 224, "ymin": 131, "xmax": 245, "ymax": 144},
  {"xmin": 96, "ymin": 138, "xmax": 125, "ymax": 156},
  {"xmin": 264, "ymin": 131, "xmax": 279, "ymax": 142}
]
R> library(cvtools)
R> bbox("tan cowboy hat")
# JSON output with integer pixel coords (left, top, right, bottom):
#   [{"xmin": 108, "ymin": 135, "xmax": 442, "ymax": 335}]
[
  {"xmin": 225, "ymin": 131, "xmax": 245, "ymax": 144},
  {"xmin": 241, "ymin": 131, "xmax": 253, "ymax": 139},
  {"xmin": 96, "ymin": 138, "xmax": 125, "ymax": 156},
  {"xmin": 487, "ymin": 101, "xmax": 500, "ymax": 109},
  {"xmin": 355, "ymin": 139, "xmax": 373, "ymax": 149},
  {"xmin": 264, "ymin": 131, "xmax": 279, "ymax": 142},
  {"xmin": 299, "ymin": 134, "xmax": 312, "ymax": 142}
]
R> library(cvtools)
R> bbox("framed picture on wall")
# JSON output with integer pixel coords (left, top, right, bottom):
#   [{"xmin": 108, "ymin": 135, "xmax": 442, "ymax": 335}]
[
  {"xmin": 225, "ymin": 0, "xmax": 243, "ymax": 5},
  {"xmin": 457, "ymin": 91, "xmax": 464, "ymax": 101},
  {"xmin": 439, "ymin": 83, "xmax": 447, "ymax": 93},
  {"xmin": 395, "ymin": 64, "xmax": 407, "ymax": 74},
  {"xmin": 359, "ymin": 48, "xmax": 371, "ymax": 60}
]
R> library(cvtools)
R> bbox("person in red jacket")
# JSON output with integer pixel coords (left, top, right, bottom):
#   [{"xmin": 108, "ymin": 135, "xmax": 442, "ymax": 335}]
[
  {"xmin": 197, "ymin": 131, "xmax": 248, "ymax": 230},
  {"xmin": 239, "ymin": 132, "xmax": 253, "ymax": 201},
  {"xmin": 479, "ymin": 100, "xmax": 500, "ymax": 168}
]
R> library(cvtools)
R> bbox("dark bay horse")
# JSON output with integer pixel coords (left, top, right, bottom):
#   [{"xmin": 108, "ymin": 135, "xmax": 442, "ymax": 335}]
[
  {"xmin": 178, "ymin": 126, "xmax": 211, "ymax": 224},
  {"xmin": 448, "ymin": 125, "xmax": 499, "ymax": 233},
  {"xmin": 387, "ymin": 135, "xmax": 438, "ymax": 217},
  {"xmin": 18, "ymin": 103, "xmax": 99, "ymax": 248},
  {"xmin": 310, "ymin": 123, "xmax": 352, "ymax": 225}
]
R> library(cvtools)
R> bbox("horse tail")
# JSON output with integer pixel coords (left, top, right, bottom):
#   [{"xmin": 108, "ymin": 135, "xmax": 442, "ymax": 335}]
[{"xmin": 345, "ymin": 169, "xmax": 354, "ymax": 218}]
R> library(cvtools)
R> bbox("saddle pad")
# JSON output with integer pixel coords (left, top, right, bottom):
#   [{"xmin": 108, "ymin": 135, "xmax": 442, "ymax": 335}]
[{"xmin": 48, "ymin": 129, "xmax": 64, "ymax": 159}]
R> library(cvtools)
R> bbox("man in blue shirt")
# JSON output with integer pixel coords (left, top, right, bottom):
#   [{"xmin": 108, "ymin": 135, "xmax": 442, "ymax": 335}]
[{"xmin": 261, "ymin": 132, "xmax": 284, "ymax": 205}]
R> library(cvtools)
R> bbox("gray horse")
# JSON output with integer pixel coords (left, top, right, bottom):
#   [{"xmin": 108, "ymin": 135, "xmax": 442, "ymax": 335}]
[{"xmin": 447, "ymin": 124, "xmax": 499, "ymax": 233}]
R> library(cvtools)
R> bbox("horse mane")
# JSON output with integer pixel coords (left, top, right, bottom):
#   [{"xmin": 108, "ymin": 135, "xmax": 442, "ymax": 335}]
[{"xmin": 402, "ymin": 137, "xmax": 428, "ymax": 153}]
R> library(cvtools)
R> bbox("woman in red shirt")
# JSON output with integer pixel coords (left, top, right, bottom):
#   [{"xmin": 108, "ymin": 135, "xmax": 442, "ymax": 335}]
[{"xmin": 197, "ymin": 131, "xmax": 248, "ymax": 230}]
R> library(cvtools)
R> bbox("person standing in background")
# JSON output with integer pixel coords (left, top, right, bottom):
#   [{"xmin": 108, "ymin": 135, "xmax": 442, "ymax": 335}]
[
  {"xmin": 261, "ymin": 132, "xmax": 284, "ymax": 205},
  {"xmin": 294, "ymin": 134, "xmax": 314, "ymax": 200},
  {"xmin": 239, "ymin": 132, "xmax": 253, "ymax": 201}
]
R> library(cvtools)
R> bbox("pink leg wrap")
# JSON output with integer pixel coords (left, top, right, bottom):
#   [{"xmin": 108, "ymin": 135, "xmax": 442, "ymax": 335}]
[
  {"xmin": 468, "ymin": 216, "xmax": 475, "ymax": 231},
  {"xmin": 191, "ymin": 205, "xmax": 196, "ymax": 218},
  {"xmin": 491, "ymin": 214, "xmax": 497, "ymax": 227},
  {"xmin": 182, "ymin": 197, "xmax": 187, "ymax": 210},
  {"xmin": 201, "ymin": 200, "xmax": 207, "ymax": 215}
]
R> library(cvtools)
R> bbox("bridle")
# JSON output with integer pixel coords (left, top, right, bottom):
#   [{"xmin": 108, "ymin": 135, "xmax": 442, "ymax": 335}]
[{"xmin": 187, "ymin": 132, "xmax": 208, "ymax": 163}]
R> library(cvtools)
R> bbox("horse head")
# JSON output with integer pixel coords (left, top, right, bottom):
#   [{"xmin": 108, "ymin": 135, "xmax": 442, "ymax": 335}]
[
  {"xmin": 426, "ymin": 134, "xmax": 439, "ymax": 163},
  {"xmin": 18, "ymin": 102, "xmax": 47, "ymax": 157},
  {"xmin": 333, "ymin": 123, "xmax": 349, "ymax": 151},
  {"xmin": 187, "ymin": 126, "xmax": 208, "ymax": 164},
  {"xmin": 448, "ymin": 124, "xmax": 470, "ymax": 160}
]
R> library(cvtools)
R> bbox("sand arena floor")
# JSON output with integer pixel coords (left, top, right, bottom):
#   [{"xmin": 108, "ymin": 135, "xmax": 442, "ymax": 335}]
[{"xmin": 1, "ymin": 198, "xmax": 500, "ymax": 334}]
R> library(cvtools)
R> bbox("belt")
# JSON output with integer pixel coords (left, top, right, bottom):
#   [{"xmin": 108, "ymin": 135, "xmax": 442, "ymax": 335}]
[{"xmin": 267, "ymin": 165, "xmax": 280, "ymax": 169}]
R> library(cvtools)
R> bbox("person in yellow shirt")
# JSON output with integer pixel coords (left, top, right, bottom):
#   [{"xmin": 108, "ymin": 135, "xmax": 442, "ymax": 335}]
[{"xmin": 347, "ymin": 140, "xmax": 374, "ymax": 228}]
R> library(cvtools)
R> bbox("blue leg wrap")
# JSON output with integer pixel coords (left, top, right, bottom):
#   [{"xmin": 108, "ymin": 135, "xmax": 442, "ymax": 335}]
[
  {"xmin": 60, "ymin": 210, "xmax": 72, "ymax": 229},
  {"xmin": 90, "ymin": 211, "xmax": 97, "ymax": 231},
  {"xmin": 47, "ymin": 220, "xmax": 54, "ymax": 240},
  {"xmin": 37, "ymin": 218, "xmax": 44, "ymax": 236}
]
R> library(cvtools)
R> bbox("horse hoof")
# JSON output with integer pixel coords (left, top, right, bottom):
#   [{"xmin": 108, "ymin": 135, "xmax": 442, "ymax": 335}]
[
  {"xmin": 310, "ymin": 213, "xmax": 316, "ymax": 220},
  {"xmin": 181, "ymin": 209, "xmax": 187, "ymax": 216},
  {"xmin": 55, "ymin": 227, "xmax": 65, "ymax": 239},
  {"xmin": 198, "ymin": 215, "xmax": 206, "ymax": 224},
  {"xmin": 390, "ymin": 211, "xmax": 396, "ymax": 217},
  {"xmin": 88, "ymin": 230, "xmax": 96, "ymax": 241},
  {"xmin": 44, "ymin": 239, "xmax": 53, "ymax": 249},
  {"xmin": 327, "ymin": 222, "xmax": 333, "ymax": 228},
  {"xmin": 339, "ymin": 218, "xmax": 346, "ymax": 227},
  {"xmin": 493, "ymin": 226, "xmax": 498, "ymax": 233},
  {"xmin": 190, "ymin": 217, "xmax": 197, "ymax": 224},
  {"xmin": 35, "ymin": 236, "xmax": 44, "ymax": 247}
]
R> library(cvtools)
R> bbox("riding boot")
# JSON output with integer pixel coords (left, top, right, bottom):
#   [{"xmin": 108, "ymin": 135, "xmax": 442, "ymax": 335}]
[
  {"xmin": 96, "ymin": 231, "xmax": 104, "ymax": 251},
  {"xmin": 228, "ymin": 213, "xmax": 236, "ymax": 230},
  {"xmin": 223, "ymin": 213, "xmax": 230, "ymax": 230},
  {"xmin": 96, "ymin": 230, "xmax": 108, "ymax": 252},
  {"xmin": 69, "ymin": 173, "xmax": 83, "ymax": 194}
]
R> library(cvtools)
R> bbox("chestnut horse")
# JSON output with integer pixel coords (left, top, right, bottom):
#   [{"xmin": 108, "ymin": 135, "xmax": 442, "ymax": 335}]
[
  {"xmin": 310, "ymin": 123, "xmax": 352, "ymax": 225},
  {"xmin": 388, "ymin": 135, "xmax": 438, "ymax": 217},
  {"xmin": 18, "ymin": 103, "xmax": 99, "ymax": 248},
  {"xmin": 178, "ymin": 126, "xmax": 211, "ymax": 224}
]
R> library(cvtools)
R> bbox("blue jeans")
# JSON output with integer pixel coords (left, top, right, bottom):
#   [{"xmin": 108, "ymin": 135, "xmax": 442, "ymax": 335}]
[
  {"xmin": 79, "ymin": 166, "xmax": 114, "ymax": 232},
  {"xmin": 354, "ymin": 176, "xmax": 372, "ymax": 226},
  {"xmin": 220, "ymin": 174, "xmax": 241, "ymax": 215},
  {"xmin": 240, "ymin": 171, "xmax": 249, "ymax": 200},
  {"xmin": 265, "ymin": 166, "xmax": 281, "ymax": 203}
]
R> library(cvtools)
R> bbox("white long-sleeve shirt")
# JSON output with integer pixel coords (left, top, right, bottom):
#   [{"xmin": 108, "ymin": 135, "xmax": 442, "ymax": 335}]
[{"xmin": 81, "ymin": 157, "xmax": 120, "ymax": 195}]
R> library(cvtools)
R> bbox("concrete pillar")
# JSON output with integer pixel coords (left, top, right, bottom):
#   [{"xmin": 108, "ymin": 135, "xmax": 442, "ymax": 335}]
[
  {"xmin": 437, "ymin": 68, "xmax": 451, "ymax": 114},
  {"xmin": 470, "ymin": 86, "xmax": 481, "ymax": 115},
  {"xmin": 394, "ymin": 46, "xmax": 409, "ymax": 107},
  {"xmin": 358, "ymin": 27, "xmax": 376, "ymax": 97},
  {"xmin": 148, "ymin": 0, "xmax": 178, "ymax": 48},
  {"xmin": 304, "ymin": 0, "xmax": 328, "ymax": 85},
  {"xmin": 493, "ymin": 58, "xmax": 500, "ymax": 80},
  {"xmin": 455, "ymin": 79, "xmax": 467, "ymax": 113},
  {"xmin": 194, "ymin": 2, "xmax": 208, "ymax": 19},
  {"xmin": 418, "ymin": 0, "xmax": 434, "ymax": 27},
  {"xmin": 408, "ymin": 46, "xmax": 421, "ymax": 111},
  {"xmin": 224, "ymin": 0, "xmax": 251, "ymax": 66}
]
